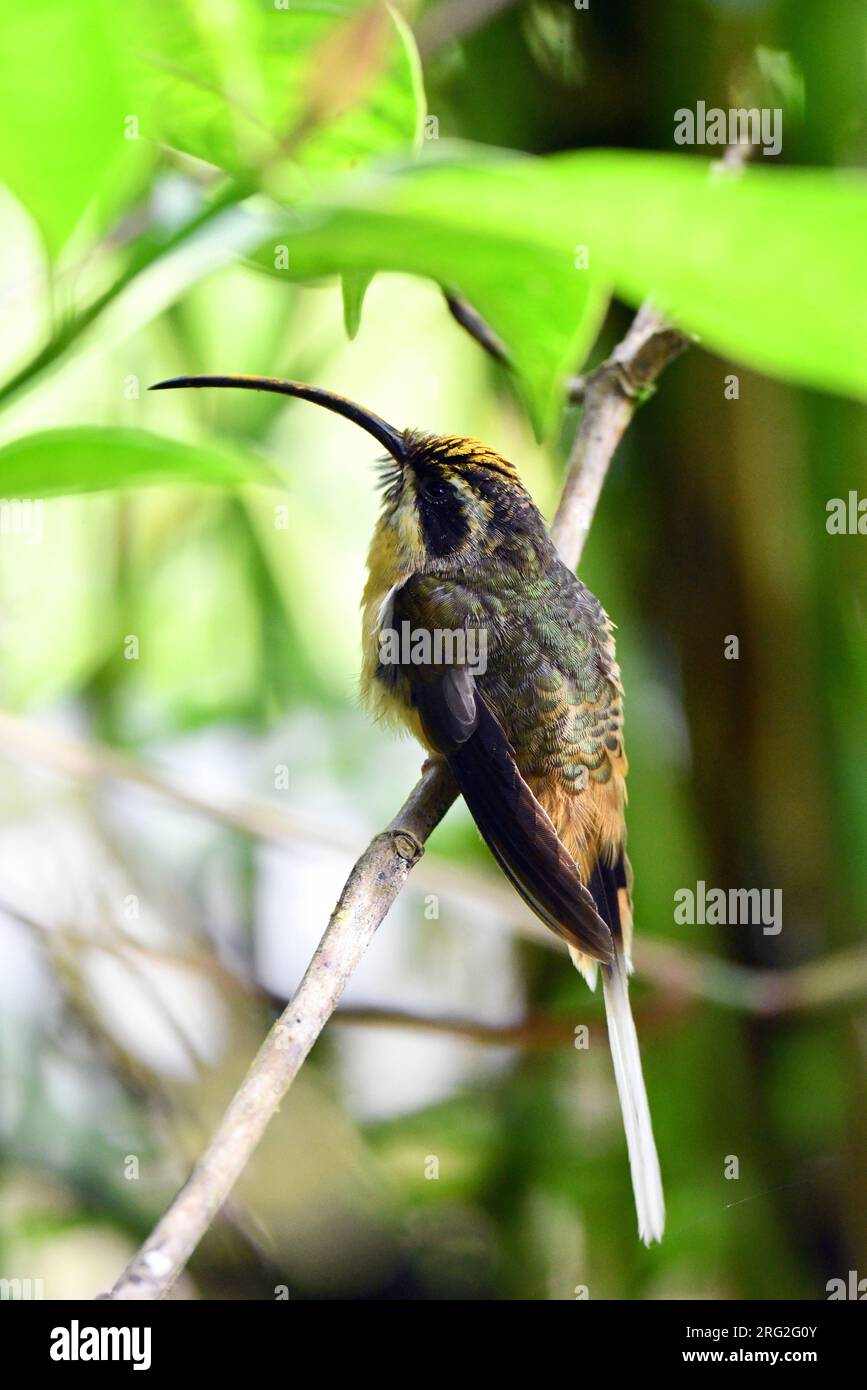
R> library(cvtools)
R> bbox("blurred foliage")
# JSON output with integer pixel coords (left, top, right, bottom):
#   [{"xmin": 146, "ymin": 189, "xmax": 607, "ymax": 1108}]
[
  {"xmin": 0, "ymin": 426, "xmax": 277, "ymax": 495},
  {"xmin": 130, "ymin": 0, "xmax": 423, "ymax": 188},
  {"xmin": 0, "ymin": 0, "xmax": 864, "ymax": 1302}
]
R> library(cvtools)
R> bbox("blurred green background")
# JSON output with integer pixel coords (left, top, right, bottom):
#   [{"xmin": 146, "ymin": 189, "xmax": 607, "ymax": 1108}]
[{"xmin": 0, "ymin": 0, "xmax": 864, "ymax": 1300}]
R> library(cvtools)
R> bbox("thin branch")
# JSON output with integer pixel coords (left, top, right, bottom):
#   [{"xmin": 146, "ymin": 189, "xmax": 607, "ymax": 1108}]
[
  {"xmin": 0, "ymin": 708, "xmax": 549, "ymax": 949},
  {"xmin": 0, "ymin": 180, "xmax": 256, "ymax": 412},
  {"xmin": 444, "ymin": 291, "xmax": 509, "ymax": 365},
  {"xmin": 11, "ymin": 715, "xmax": 867, "ymax": 1019},
  {"xmin": 108, "ymin": 762, "xmax": 455, "ymax": 1299},
  {"xmin": 9, "ymin": 885, "xmax": 866, "ymax": 1062},
  {"xmin": 312, "ymin": 942, "xmax": 867, "ymax": 1028},
  {"xmin": 552, "ymin": 303, "xmax": 690, "ymax": 567},
  {"xmin": 0, "ymin": 708, "xmax": 357, "ymax": 849},
  {"xmin": 442, "ymin": 297, "xmax": 685, "ymax": 461},
  {"xmin": 332, "ymin": 1005, "xmax": 617, "ymax": 1048}
]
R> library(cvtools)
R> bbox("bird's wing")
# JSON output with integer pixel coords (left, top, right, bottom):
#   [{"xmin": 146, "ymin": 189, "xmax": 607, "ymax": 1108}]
[
  {"xmin": 512, "ymin": 568, "xmax": 632, "ymax": 952},
  {"xmin": 390, "ymin": 575, "xmax": 614, "ymax": 963}
]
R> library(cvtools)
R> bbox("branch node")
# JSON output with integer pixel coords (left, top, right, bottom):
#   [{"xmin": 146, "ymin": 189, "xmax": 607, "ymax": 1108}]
[
  {"xmin": 391, "ymin": 828, "xmax": 425, "ymax": 863},
  {"xmin": 603, "ymin": 358, "xmax": 658, "ymax": 404}
]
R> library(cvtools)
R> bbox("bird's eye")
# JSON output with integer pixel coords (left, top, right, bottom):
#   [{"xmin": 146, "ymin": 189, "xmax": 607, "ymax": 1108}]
[{"xmin": 424, "ymin": 476, "xmax": 451, "ymax": 503}]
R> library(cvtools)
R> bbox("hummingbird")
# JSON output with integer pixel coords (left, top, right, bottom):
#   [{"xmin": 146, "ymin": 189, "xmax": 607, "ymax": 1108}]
[{"xmin": 150, "ymin": 373, "xmax": 665, "ymax": 1244}]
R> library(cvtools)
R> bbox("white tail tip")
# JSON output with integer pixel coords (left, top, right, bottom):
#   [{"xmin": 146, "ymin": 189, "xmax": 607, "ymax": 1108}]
[{"xmin": 601, "ymin": 955, "xmax": 665, "ymax": 1245}]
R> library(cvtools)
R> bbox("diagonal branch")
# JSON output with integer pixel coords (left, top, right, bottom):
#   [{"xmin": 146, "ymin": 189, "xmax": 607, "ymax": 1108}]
[
  {"xmin": 107, "ymin": 295, "xmax": 688, "ymax": 1301},
  {"xmin": 109, "ymin": 763, "xmax": 455, "ymax": 1299},
  {"xmin": 444, "ymin": 291, "xmax": 509, "ymax": 365},
  {"xmin": 552, "ymin": 302, "xmax": 689, "ymax": 567}
]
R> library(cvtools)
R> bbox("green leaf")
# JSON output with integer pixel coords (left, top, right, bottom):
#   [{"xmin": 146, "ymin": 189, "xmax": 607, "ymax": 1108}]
[
  {"xmin": 538, "ymin": 151, "xmax": 867, "ymax": 402},
  {"xmin": 258, "ymin": 153, "xmax": 610, "ymax": 435},
  {"xmin": 0, "ymin": 427, "xmax": 280, "ymax": 497},
  {"xmin": 0, "ymin": 0, "xmax": 139, "ymax": 255},
  {"xmin": 267, "ymin": 147, "xmax": 867, "ymax": 425},
  {"xmin": 132, "ymin": 0, "xmax": 424, "ymax": 195},
  {"xmin": 341, "ymin": 270, "xmax": 375, "ymax": 338}
]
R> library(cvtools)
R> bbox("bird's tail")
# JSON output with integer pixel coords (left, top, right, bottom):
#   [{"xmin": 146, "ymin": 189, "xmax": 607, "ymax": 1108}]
[
  {"xmin": 574, "ymin": 854, "xmax": 664, "ymax": 1244},
  {"xmin": 600, "ymin": 949, "xmax": 665, "ymax": 1245}
]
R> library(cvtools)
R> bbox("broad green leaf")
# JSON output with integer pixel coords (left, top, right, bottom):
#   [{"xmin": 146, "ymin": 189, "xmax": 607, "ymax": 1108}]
[
  {"xmin": 267, "ymin": 147, "xmax": 867, "ymax": 423},
  {"xmin": 0, "ymin": 427, "xmax": 280, "ymax": 497},
  {"xmin": 132, "ymin": 0, "xmax": 424, "ymax": 197},
  {"xmin": 538, "ymin": 151, "xmax": 867, "ymax": 403},
  {"xmin": 258, "ymin": 153, "xmax": 610, "ymax": 435},
  {"xmin": 0, "ymin": 0, "xmax": 139, "ymax": 255}
]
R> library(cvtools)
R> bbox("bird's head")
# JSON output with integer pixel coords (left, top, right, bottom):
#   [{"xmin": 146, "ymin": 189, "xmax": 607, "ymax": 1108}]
[{"xmin": 149, "ymin": 374, "xmax": 547, "ymax": 572}]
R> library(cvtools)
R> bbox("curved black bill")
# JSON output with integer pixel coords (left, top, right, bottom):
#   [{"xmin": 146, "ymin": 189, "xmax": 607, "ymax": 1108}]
[{"xmin": 149, "ymin": 374, "xmax": 407, "ymax": 462}]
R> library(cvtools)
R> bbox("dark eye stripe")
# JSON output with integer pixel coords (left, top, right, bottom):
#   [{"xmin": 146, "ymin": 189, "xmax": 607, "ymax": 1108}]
[{"xmin": 417, "ymin": 478, "xmax": 469, "ymax": 556}]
